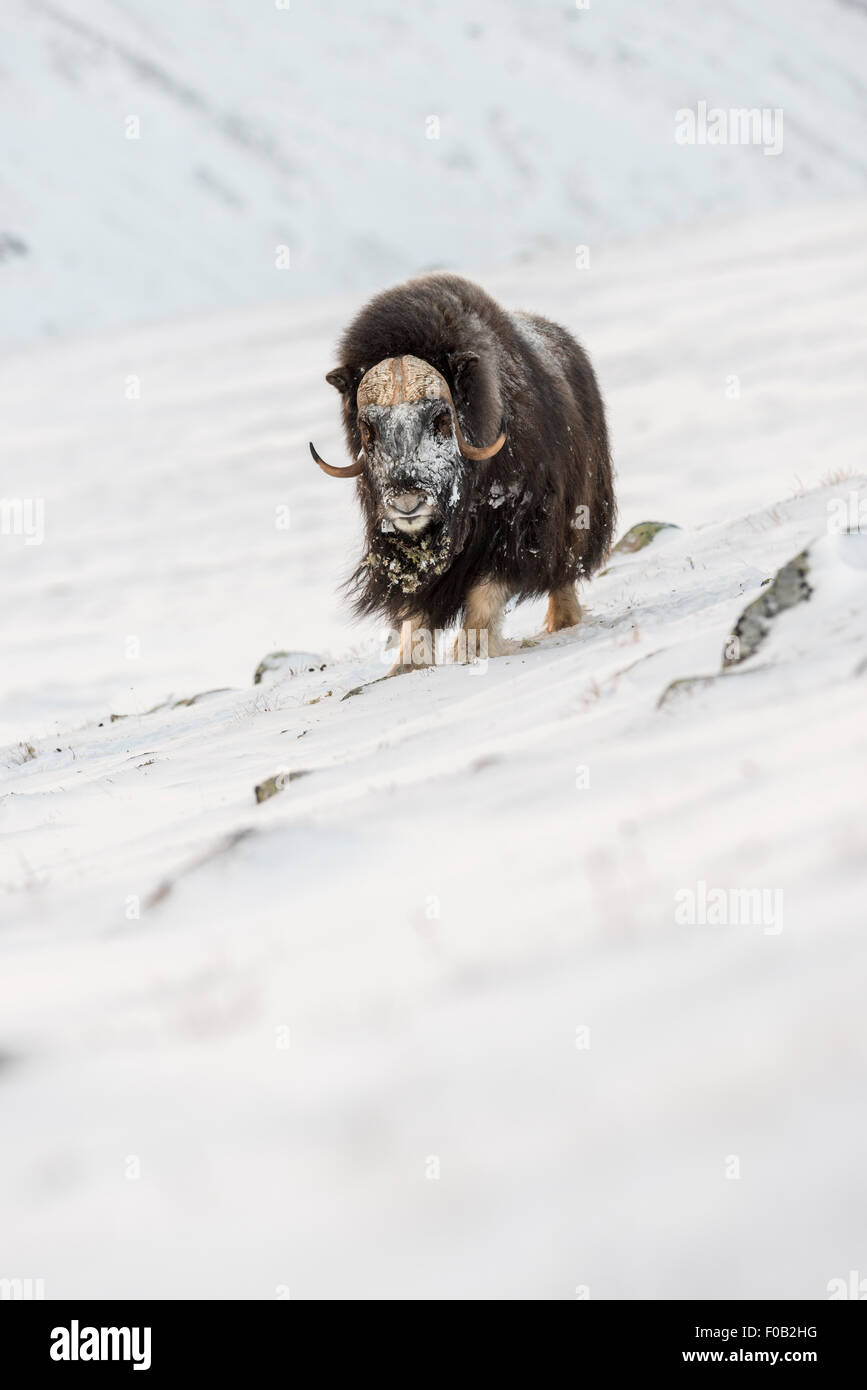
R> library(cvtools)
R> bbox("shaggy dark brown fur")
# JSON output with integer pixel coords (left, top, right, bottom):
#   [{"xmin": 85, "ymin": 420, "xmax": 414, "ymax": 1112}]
[{"xmin": 322, "ymin": 272, "xmax": 615, "ymax": 632}]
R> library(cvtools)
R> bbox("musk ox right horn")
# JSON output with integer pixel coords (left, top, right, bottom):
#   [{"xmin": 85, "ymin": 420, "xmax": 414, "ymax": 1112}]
[
  {"xmin": 309, "ymin": 441, "xmax": 364, "ymax": 478},
  {"xmin": 455, "ymin": 420, "xmax": 507, "ymax": 460}
]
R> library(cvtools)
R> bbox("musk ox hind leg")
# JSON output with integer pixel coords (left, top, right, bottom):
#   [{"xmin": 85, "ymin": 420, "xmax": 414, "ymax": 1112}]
[
  {"xmin": 545, "ymin": 584, "xmax": 582, "ymax": 634},
  {"xmin": 454, "ymin": 580, "xmax": 514, "ymax": 663}
]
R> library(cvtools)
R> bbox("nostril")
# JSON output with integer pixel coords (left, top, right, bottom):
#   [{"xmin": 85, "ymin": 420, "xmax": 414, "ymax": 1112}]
[{"xmin": 390, "ymin": 491, "xmax": 425, "ymax": 514}]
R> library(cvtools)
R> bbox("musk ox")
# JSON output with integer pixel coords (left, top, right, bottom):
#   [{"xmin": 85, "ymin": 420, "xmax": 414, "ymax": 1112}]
[{"xmin": 310, "ymin": 273, "xmax": 615, "ymax": 668}]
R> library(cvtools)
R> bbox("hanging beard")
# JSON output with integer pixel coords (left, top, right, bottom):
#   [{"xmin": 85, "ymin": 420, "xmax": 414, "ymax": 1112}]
[{"xmin": 361, "ymin": 522, "xmax": 456, "ymax": 598}]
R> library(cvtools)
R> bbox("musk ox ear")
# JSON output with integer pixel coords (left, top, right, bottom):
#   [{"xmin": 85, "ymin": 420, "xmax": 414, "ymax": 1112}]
[
  {"xmin": 448, "ymin": 351, "xmax": 480, "ymax": 391},
  {"xmin": 325, "ymin": 366, "xmax": 355, "ymax": 395},
  {"xmin": 448, "ymin": 349, "xmax": 502, "ymax": 445}
]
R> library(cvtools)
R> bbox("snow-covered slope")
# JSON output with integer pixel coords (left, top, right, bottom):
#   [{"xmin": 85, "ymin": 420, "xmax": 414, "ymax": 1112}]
[
  {"xmin": 3, "ymin": 0, "xmax": 867, "ymax": 343},
  {"xmin": 1, "ymin": 197, "xmax": 865, "ymax": 1298}
]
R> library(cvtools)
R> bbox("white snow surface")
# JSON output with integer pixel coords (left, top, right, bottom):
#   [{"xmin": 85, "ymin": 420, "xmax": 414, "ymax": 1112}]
[
  {"xmin": 1, "ymin": 197, "xmax": 867, "ymax": 1298},
  {"xmin": 3, "ymin": 0, "xmax": 867, "ymax": 344}
]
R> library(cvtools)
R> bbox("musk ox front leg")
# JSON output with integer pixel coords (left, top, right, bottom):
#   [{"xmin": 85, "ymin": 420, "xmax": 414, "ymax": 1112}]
[
  {"xmin": 388, "ymin": 614, "xmax": 434, "ymax": 676},
  {"xmin": 545, "ymin": 584, "xmax": 582, "ymax": 633},
  {"xmin": 454, "ymin": 580, "xmax": 514, "ymax": 663}
]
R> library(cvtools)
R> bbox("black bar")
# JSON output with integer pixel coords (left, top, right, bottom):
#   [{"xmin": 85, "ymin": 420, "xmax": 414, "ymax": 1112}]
[{"xmin": 2, "ymin": 1299, "xmax": 864, "ymax": 1375}]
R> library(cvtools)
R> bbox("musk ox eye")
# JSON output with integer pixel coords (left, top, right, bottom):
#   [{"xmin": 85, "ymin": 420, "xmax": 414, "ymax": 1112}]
[
  {"xmin": 360, "ymin": 420, "xmax": 375, "ymax": 448},
  {"xmin": 432, "ymin": 410, "xmax": 452, "ymax": 439}
]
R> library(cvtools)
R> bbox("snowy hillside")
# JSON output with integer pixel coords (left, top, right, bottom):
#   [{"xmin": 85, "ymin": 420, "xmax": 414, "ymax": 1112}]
[
  {"xmin": 3, "ymin": 0, "xmax": 867, "ymax": 343},
  {"xmin": 1, "ymin": 197, "xmax": 865, "ymax": 1298}
]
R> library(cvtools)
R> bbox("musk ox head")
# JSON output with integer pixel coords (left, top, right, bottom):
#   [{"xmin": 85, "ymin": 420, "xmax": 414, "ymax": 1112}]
[{"xmin": 310, "ymin": 355, "xmax": 505, "ymax": 538}]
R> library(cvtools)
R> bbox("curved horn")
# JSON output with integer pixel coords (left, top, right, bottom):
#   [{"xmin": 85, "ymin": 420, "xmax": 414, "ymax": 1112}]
[
  {"xmin": 438, "ymin": 376, "xmax": 506, "ymax": 460},
  {"xmin": 309, "ymin": 441, "xmax": 364, "ymax": 479},
  {"xmin": 453, "ymin": 416, "xmax": 507, "ymax": 461}
]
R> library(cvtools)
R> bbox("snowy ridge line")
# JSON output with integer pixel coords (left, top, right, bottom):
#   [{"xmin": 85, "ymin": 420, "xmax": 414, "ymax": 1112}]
[{"xmin": 4, "ymin": 1, "xmax": 867, "ymax": 343}]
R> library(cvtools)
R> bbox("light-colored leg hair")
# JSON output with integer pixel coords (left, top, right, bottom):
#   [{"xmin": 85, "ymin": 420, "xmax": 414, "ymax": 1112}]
[
  {"xmin": 454, "ymin": 580, "xmax": 513, "ymax": 662},
  {"xmin": 388, "ymin": 614, "xmax": 431, "ymax": 676},
  {"xmin": 545, "ymin": 583, "xmax": 582, "ymax": 633}
]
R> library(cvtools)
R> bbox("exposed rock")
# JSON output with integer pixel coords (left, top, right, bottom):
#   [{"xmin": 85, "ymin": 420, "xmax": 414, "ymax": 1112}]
[
  {"xmin": 146, "ymin": 829, "xmax": 253, "ymax": 908},
  {"xmin": 657, "ymin": 675, "xmax": 719, "ymax": 709},
  {"xmin": 254, "ymin": 769, "xmax": 312, "ymax": 804},
  {"xmin": 253, "ymin": 651, "xmax": 328, "ymax": 685},
  {"xmin": 172, "ymin": 688, "xmax": 232, "ymax": 708},
  {"xmin": 471, "ymin": 753, "xmax": 501, "ymax": 772},
  {"xmin": 723, "ymin": 550, "xmax": 811, "ymax": 667},
  {"xmin": 611, "ymin": 521, "xmax": 680, "ymax": 556},
  {"xmin": 340, "ymin": 675, "xmax": 388, "ymax": 700},
  {"xmin": 134, "ymin": 689, "xmax": 231, "ymax": 718},
  {"xmin": 0, "ymin": 233, "xmax": 28, "ymax": 262}
]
